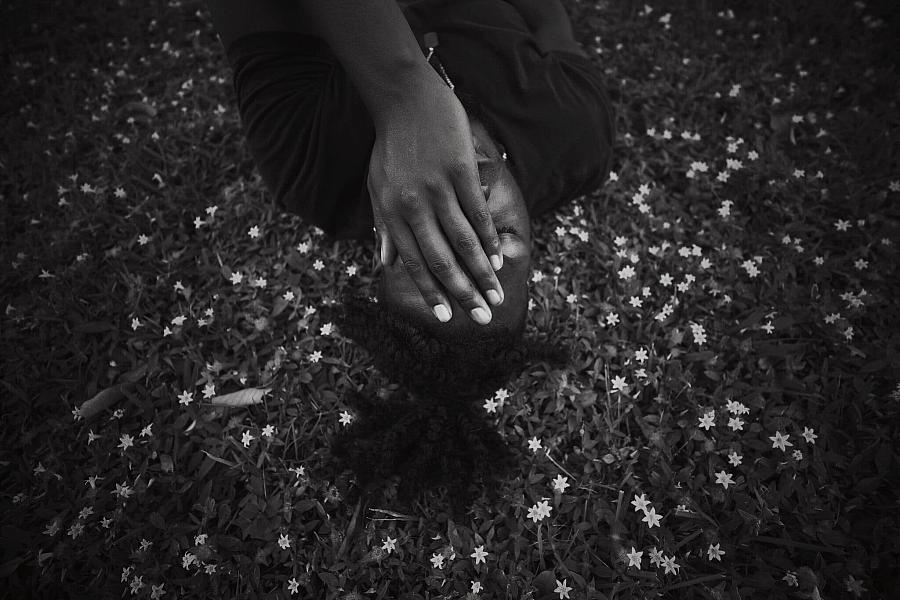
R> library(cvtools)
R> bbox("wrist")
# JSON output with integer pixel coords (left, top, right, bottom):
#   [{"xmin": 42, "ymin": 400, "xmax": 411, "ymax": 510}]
[{"xmin": 367, "ymin": 59, "xmax": 444, "ymax": 132}]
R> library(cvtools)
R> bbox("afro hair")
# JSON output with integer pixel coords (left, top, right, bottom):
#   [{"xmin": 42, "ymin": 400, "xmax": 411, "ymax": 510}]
[{"xmin": 324, "ymin": 288, "xmax": 571, "ymax": 519}]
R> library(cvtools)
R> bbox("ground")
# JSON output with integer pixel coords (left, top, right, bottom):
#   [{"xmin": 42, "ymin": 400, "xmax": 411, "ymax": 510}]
[{"xmin": 1, "ymin": 0, "xmax": 899, "ymax": 598}]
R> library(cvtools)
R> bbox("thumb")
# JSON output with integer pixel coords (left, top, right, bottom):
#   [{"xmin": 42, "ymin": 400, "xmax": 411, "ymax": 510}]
[
  {"xmin": 381, "ymin": 231, "xmax": 395, "ymax": 267},
  {"xmin": 374, "ymin": 227, "xmax": 393, "ymax": 268}
]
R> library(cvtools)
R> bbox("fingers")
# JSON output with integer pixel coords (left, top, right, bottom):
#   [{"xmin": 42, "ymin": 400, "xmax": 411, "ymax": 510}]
[
  {"xmin": 384, "ymin": 232, "xmax": 395, "ymax": 266},
  {"xmin": 432, "ymin": 192, "xmax": 505, "ymax": 313},
  {"xmin": 451, "ymin": 159, "xmax": 504, "ymax": 274},
  {"xmin": 378, "ymin": 229, "xmax": 394, "ymax": 267},
  {"xmin": 391, "ymin": 216, "xmax": 496, "ymax": 325}
]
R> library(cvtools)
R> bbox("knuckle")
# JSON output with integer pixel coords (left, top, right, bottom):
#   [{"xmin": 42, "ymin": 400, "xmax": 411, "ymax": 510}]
[
  {"xmin": 477, "ymin": 273, "xmax": 497, "ymax": 291},
  {"xmin": 396, "ymin": 190, "xmax": 419, "ymax": 211},
  {"xmin": 449, "ymin": 161, "xmax": 469, "ymax": 177},
  {"xmin": 454, "ymin": 287, "xmax": 478, "ymax": 305},
  {"xmin": 421, "ymin": 177, "xmax": 442, "ymax": 194},
  {"xmin": 401, "ymin": 257, "xmax": 424, "ymax": 275},
  {"xmin": 428, "ymin": 257, "xmax": 454, "ymax": 275},
  {"xmin": 471, "ymin": 206, "xmax": 493, "ymax": 227},
  {"xmin": 453, "ymin": 232, "xmax": 480, "ymax": 254}
]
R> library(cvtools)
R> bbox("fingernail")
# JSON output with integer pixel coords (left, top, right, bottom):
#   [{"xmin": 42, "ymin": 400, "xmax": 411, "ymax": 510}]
[
  {"xmin": 486, "ymin": 289, "xmax": 502, "ymax": 306},
  {"xmin": 380, "ymin": 245, "xmax": 387, "ymax": 266},
  {"xmin": 471, "ymin": 307, "xmax": 491, "ymax": 324},
  {"xmin": 433, "ymin": 304, "xmax": 451, "ymax": 323},
  {"xmin": 490, "ymin": 254, "xmax": 502, "ymax": 271}
]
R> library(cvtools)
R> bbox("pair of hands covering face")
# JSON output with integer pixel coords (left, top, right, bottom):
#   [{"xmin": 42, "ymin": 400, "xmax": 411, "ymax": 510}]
[{"xmin": 368, "ymin": 72, "xmax": 505, "ymax": 325}]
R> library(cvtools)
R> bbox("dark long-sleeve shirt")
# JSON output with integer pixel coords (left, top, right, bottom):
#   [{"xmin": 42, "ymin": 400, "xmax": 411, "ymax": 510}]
[{"xmin": 226, "ymin": 0, "xmax": 615, "ymax": 240}]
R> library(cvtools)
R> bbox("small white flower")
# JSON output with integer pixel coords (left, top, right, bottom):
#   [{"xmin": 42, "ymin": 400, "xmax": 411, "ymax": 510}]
[
  {"xmin": 801, "ymin": 427, "xmax": 818, "ymax": 444},
  {"xmin": 527, "ymin": 499, "xmax": 552, "ymax": 523},
  {"xmin": 642, "ymin": 507, "xmax": 661, "ymax": 528},
  {"xmin": 618, "ymin": 265, "xmax": 636, "ymax": 279},
  {"xmin": 382, "ymin": 536, "xmax": 397, "ymax": 554},
  {"xmin": 631, "ymin": 493, "xmax": 651, "ymax": 513},
  {"xmin": 555, "ymin": 579, "xmax": 573, "ymax": 599},
  {"xmin": 551, "ymin": 474, "xmax": 570, "ymax": 493},
  {"xmin": 241, "ymin": 430, "xmax": 254, "ymax": 447},
  {"xmin": 118, "ymin": 434, "xmax": 134, "ymax": 451},
  {"xmin": 769, "ymin": 431, "xmax": 793, "ymax": 451},
  {"xmin": 715, "ymin": 470, "xmax": 735, "ymax": 489}
]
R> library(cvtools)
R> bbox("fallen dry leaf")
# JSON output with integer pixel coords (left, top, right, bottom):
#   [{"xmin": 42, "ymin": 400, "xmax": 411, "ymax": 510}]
[
  {"xmin": 78, "ymin": 385, "xmax": 127, "ymax": 420},
  {"xmin": 208, "ymin": 387, "xmax": 272, "ymax": 407}
]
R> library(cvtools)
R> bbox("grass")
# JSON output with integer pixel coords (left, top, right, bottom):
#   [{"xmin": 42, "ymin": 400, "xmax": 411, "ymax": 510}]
[{"xmin": 1, "ymin": 0, "xmax": 899, "ymax": 598}]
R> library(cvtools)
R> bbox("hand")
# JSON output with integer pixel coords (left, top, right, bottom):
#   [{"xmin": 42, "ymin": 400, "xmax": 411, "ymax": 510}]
[{"xmin": 369, "ymin": 73, "xmax": 505, "ymax": 325}]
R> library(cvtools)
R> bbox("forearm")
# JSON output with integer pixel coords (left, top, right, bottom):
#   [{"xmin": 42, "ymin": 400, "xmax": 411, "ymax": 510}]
[{"xmin": 301, "ymin": 0, "xmax": 437, "ymax": 131}]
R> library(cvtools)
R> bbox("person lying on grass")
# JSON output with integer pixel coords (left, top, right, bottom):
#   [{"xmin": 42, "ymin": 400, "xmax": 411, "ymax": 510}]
[{"xmin": 208, "ymin": 0, "xmax": 614, "ymax": 517}]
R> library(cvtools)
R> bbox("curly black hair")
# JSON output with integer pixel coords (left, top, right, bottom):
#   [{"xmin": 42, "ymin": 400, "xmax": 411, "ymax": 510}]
[{"xmin": 322, "ymin": 288, "xmax": 571, "ymax": 519}]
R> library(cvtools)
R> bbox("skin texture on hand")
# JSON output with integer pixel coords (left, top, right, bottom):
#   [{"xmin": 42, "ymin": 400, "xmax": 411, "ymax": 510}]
[
  {"xmin": 206, "ymin": 0, "xmax": 513, "ymax": 325},
  {"xmin": 369, "ymin": 76, "xmax": 506, "ymax": 326},
  {"xmin": 377, "ymin": 117, "xmax": 532, "ymax": 334}
]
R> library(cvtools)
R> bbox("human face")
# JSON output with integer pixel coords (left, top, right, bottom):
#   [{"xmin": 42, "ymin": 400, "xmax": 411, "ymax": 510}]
[{"xmin": 376, "ymin": 119, "xmax": 532, "ymax": 336}]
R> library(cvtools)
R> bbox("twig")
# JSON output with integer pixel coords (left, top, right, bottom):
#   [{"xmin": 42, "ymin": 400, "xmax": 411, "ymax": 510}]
[
  {"xmin": 613, "ymin": 488, "xmax": 625, "ymax": 523},
  {"xmin": 545, "ymin": 450, "xmax": 576, "ymax": 481},
  {"xmin": 368, "ymin": 507, "xmax": 417, "ymax": 520},
  {"xmin": 537, "ymin": 520, "xmax": 546, "ymax": 571}
]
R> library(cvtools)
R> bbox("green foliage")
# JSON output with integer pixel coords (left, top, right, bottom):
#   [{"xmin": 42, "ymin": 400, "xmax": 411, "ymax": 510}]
[{"xmin": 1, "ymin": 0, "xmax": 898, "ymax": 598}]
